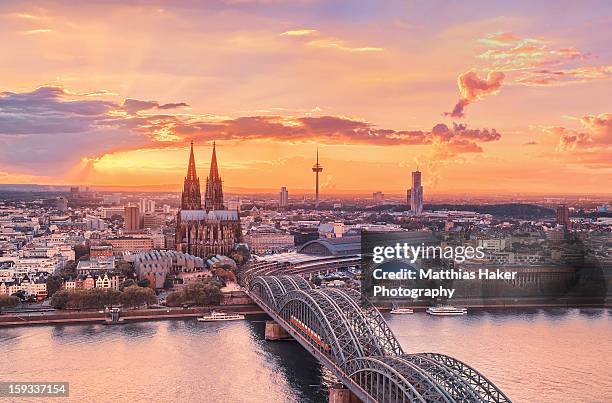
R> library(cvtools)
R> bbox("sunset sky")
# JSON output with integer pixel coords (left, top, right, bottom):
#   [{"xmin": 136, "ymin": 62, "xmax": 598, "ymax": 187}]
[{"xmin": 1, "ymin": 0, "xmax": 611, "ymax": 195}]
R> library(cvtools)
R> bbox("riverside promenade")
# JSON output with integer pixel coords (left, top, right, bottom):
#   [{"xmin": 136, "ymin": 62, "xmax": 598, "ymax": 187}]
[{"xmin": 0, "ymin": 304, "xmax": 264, "ymax": 327}]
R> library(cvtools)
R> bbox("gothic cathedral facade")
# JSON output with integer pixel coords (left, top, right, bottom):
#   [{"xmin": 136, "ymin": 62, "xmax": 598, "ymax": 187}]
[{"xmin": 175, "ymin": 142, "xmax": 241, "ymax": 257}]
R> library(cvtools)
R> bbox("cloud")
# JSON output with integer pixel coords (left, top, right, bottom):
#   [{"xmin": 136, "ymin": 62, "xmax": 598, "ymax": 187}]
[
  {"xmin": 21, "ymin": 29, "xmax": 52, "ymax": 35},
  {"xmin": 280, "ymin": 28, "xmax": 383, "ymax": 53},
  {"xmin": 515, "ymin": 66, "xmax": 612, "ymax": 86},
  {"xmin": 158, "ymin": 102, "xmax": 189, "ymax": 110},
  {"xmin": 540, "ymin": 113, "xmax": 612, "ymax": 166},
  {"xmin": 122, "ymin": 99, "xmax": 189, "ymax": 114},
  {"xmin": 477, "ymin": 32, "xmax": 521, "ymax": 47},
  {"xmin": 445, "ymin": 70, "xmax": 505, "ymax": 118},
  {"xmin": 0, "ymin": 86, "xmax": 116, "ymax": 134},
  {"xmin": 280, "ymin": 29, "xmax": 318, "ymax": 36},
  {"xmin": 475, "ymin": 32, "xmax": 605, "ymax": 88},
  {"xmin": 306, "ymin": 39, "xmax": 383, "ymax": 52},
  {"xmin": 0, "ymin": 85, "xmax": 502, "ymax": 178},
  {"xmin": 171, "ymin": 116, "xmax": 500, "ymax": 159},
  {"xmin": 444, "ymin": 32, "xmax": 604, "ymax": 117}
]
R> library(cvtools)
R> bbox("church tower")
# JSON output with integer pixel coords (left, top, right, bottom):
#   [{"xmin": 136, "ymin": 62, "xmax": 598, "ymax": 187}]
[
  {"xmin": 204, "ymin": 142, "xmax": 225, "ymax": 210},
  {"xmin": 181, "ymin": 141, "xmax": 202, "ymax": 210}
]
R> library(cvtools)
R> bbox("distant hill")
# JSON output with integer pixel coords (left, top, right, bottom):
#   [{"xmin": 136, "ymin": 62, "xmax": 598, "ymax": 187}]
[
  {"xmin": 424, "ymin": 203, "xmax": 555, "ymax": 218},
  {"xmin": 0, "ymin": 184, "xmax": 70, "ymax": 192}
]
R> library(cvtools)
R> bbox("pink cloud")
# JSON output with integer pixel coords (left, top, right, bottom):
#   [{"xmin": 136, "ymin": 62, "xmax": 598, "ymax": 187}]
[{"xmin": 445, "ymin": 70, "xmax": 505, "ymax": 118}]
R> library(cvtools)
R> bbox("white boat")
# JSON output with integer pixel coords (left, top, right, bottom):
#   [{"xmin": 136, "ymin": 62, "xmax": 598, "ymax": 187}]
[
  {"xmin": 426, "ymin": 306, "xmax": 467, "ymax": 316},
  {"xmin": 390, "ymin": 307, "xmax": 414, "ymax": 314},
  {"xmin": 197, "ymin": 311, "xmax": 245, "ymax": 322}
]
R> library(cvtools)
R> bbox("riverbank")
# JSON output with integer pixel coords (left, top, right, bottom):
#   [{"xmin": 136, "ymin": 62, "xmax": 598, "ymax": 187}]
[
  {"xmin": 374, "ymin": 296, "xmax": 610, "ymax": 311},
  {"xmin": 0, "ymin": 304, "xmax": 265, "ymax": 327}
]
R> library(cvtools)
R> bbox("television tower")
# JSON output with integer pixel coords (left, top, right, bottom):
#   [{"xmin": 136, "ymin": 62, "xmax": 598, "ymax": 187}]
[{"xmin": 312, "ymin": 148, "xmax": 323, "ymax": 206}]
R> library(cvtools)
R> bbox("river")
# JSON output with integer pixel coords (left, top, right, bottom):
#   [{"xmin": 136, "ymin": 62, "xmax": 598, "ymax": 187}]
[{"xmin": 0, "ymin": 308, "xmax": 610, "ymax": 402}]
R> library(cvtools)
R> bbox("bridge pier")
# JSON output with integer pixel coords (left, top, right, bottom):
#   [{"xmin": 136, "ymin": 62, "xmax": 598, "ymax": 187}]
[
  {"xmin": 264, "ymin": 320, "xmax": 293, "ymax": 341},
  {"xmin": 328, "ymin": 384, "xmax": 361, "ymax": 403}
]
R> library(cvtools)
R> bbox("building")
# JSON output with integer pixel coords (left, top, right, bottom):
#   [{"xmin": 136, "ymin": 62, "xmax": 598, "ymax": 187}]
[
  {"xmin": 107, "ymin": 237, "xmax": 154, "ymax": 255},
  {"xmin": 279, "ymin": 187, "xmax": 289, "ymax": 207},
  {"xmin": 556, "ymin": 205, "xmax": 571, "ymax": 227},
  {"xmin": 373, "ymin": 191, "xmax": 384, "ymax": 204},
  {"xmin": 175, "ymin": 142, "xmax": 241, "ymax": 257},
  {"xmin": 244, "ymin": 227, "xmax": 295, "ymax": 255},
  {"xmin": 143, "ymin": 213, "xmax": 164, "ymax": 229},
  {"xmin": 76, "ymin": 256, "xmax": 115, "ymax": 274},
  {"xmin": 477, "ymin": 238, "xmax": 507, "ymax": 252},
  {"xmin": 101, "ymin": 206, "xmax": 126, "ymax": 219},
  {"xmin": 0, "ymin": 274, "xmax": 48, "ymax": 298},
  {"xmin": 124, "ymin": 205, "xmax": 141, "ymax": 232},
  {"xmin": 139, "ymin": 199, "xmax": 156, "ymax": 214},
  {"xmin": 132, "ymin": 250, "xmax": 206, "ymax": 289},
  {"xmin": 319, "ymin": 222, "xmax": 345, "ymax": 238},
  {"xmin": 409, "ymin": 169, "xmax": 424, "ymax": 215}
]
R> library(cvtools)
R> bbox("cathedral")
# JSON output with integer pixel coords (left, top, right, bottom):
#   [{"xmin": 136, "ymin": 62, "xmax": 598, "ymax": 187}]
[{"xmin": 175, "ymin": 141, "xmax": 241, "ymax": 258}]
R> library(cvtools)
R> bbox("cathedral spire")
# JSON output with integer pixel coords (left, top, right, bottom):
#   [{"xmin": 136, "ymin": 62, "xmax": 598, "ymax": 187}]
[
  {"xmin": 181, "ymin": 140, "xmax": 202, "ymax": 210},
  {"xmin": 204, "ymin": 141, "xmax": 225, "ymax": 210},
  {"xmin": 186, "ymin": 140, "xmax": 198, "ymax": 180},
  {"xmin": 209, "ymin": 141, "xmax": 219, "ymax": 180}
]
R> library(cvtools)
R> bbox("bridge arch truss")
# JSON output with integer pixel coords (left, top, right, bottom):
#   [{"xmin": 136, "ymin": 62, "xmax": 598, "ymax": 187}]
[{"xmin": 247, "ymin": 275, "xmax": 511, "ymax": 403}]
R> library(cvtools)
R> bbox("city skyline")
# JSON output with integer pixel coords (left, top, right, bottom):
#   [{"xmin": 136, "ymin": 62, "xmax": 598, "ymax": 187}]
[{"xmin": 0, "ymin": 1, "xmax": 611, "ymax": 195}]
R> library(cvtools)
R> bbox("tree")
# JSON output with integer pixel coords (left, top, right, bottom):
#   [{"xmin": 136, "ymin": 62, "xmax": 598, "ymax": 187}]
[
  {"xmin": 50, "ymin": 290, "xmax": 72, "ymax": 309},
  {"xmin": 51, "ymin": 289, "xmax": 122, "ymax": 310},
  {"xmin": 61, "ymin": 260, "xmax": 78, "ymax": 278},
  {"xmin": 46, "ymin": 275, "xmax": 64, "ymax": 297},
  {"xmin": 74, "ymin": 244, "xmax": 89, "ymax": 260},
  {"xmin": 229, "ymin": 244, "xmax": 251, "ymax": 266},
  {"xmin": 163, "ymin": 275, "xmax": 175, "ymax": 290},
  {"xmin": 183, "ymin": 280, "xmax": 223, "ymax": 306},
  {"xmin": 214, "ymin": 267, "xmax": 236, "ymax": 284},
  {"xmin": 121, "ymin": 285, "xmax": 157, "ymax": 309},
  {"xmin": 137, "ymin": 278, "xmax": 151, "ymax": 288},
  {"xmin": 165, "ymin": 279, "xmax": 223, "ymax": 307},
  {"xmin": 166, "ymin": 291, "xmax": 185, "ymax": 306},
  {"xmin": 116, "ymin": 261, "xmax": 135, "ymax": 278},
  {"xmin": 119, "ymin": 279, "xmax": 137, "ymax": 291},
  {"xmin": 0, "ymin": 295, "xmax": 19, "ymax": 308}
]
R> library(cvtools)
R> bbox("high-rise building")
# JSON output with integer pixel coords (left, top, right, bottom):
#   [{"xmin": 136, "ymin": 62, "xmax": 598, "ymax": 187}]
[
  {"xmin": 279, "ymin": 187, "xmax": 289, "ymax": 207},
  {"xmin": 410, "ymin": 169, "xmax": 423, "ymax": 215},
  {"xmin": 556, "ymin": 205, "xmax": 570, "ymax": 227},
  {"xmin": 312, "ymin": 149, "xmax": 323, "ymax": 205},
  {"xmin": 373, "ymin": 191, "xmax": 384, "ymax": 204},
  {"xmin": 139, "ymin": 199, "xmax": 156, "ymax": 214},
  {"xmin": 175, "ymin": 141, "xmax": 241, "ymax": 257},
  {"xmin": 124, "ymin": 205, "xmax": 141, "ymax": 232}
]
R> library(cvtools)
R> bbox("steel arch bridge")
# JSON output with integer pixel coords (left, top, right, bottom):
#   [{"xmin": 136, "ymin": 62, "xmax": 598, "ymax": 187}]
[{"xmin": 248, "ymin": 275, "xmax": 511, "ymax": 403}]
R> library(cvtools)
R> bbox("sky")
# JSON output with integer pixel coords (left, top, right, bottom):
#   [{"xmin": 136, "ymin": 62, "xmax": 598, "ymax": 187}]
[{"xmin": 0, "ymin": 0, "xmax": 611, "ymax": 195}]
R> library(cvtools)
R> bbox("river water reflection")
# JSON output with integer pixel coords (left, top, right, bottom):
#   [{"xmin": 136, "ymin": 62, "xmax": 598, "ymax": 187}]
[{"xmin": 0, "ymin": 308, "xmax": 610, "ymax": 402}]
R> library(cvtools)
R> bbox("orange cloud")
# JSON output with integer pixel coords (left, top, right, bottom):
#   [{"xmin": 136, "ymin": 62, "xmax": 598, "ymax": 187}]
[
  {"xmin": 0, "ymin": 85, "xmax": 503, "ymax": 179},
  {"xmin": 541, "ymin": 113, "xmax": 612, "ymax": 166}
]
